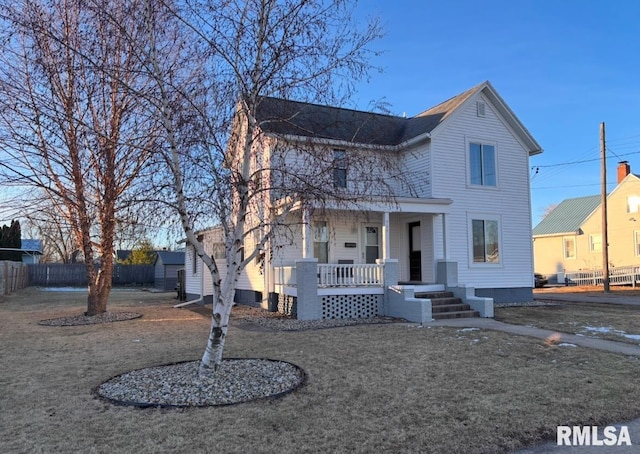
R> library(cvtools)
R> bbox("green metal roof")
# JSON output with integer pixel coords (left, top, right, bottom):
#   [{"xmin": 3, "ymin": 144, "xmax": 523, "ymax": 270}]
[{"xmin": 532, "ymin": 195, "xmax": 601, "ymax": 236}]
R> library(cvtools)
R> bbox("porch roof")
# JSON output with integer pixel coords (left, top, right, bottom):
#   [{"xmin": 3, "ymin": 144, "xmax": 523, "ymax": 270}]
[{"xmin": 275, "ymin": 196, "xmax": 453, "ymax": 215}]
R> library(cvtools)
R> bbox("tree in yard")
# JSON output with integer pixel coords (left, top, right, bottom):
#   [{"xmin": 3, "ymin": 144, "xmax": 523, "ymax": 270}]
[
  {"xmin": 0, "ymin": 220, "xmax": 22, "ymax": 261},
  {"xmin": 0, "ymin": 0, "xmax": 161, "ymax": 314},
  {"xmin": 138, "ymin": 0, "xmax": 413, "ymax": 376},
  {"xmin": 120, "ymin": 239, "xmax": 156, "ymax": 265}
]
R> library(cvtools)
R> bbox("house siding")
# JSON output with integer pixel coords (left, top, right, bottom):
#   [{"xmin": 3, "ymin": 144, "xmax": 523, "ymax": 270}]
[{"xmin": 430, "ymin": 92, "xmax": 534, "ymax": 293}]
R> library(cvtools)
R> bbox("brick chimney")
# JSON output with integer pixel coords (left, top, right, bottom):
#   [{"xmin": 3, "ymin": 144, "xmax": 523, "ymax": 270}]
[{"xmin": 618, "ymin": 161, "xmax": 631, "ymax": 184}]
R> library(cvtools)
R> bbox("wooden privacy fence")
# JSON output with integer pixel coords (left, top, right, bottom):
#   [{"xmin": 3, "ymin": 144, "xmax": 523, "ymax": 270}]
[
  {"xmin": 27, "ymin": 263, "xmax": 154, "ymax": 287},
  {"xmin": 0, "ymin": 261, "xmax": 29, "ymax": 295}
]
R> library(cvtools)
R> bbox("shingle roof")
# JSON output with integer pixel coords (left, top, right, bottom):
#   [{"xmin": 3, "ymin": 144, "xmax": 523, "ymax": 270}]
[
  {"xmin": 255, "ymin": 83, "xmax": 485, "ymax": 146},
  {"xmin": 155, "ymin": 251, "xmax": 185, "ymax": 266},
  {"xmin": 532, "ymin": 195, "xmax": 601, "ymax": 236}
]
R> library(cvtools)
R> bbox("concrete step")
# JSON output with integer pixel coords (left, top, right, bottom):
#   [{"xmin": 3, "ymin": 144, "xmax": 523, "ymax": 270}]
[
  {"xmin": 432, "ymin": 310, "xmax": 480, "ymax": 320},
  {"xmin": 415, "ymin": 291, "xmax": 454, "ymax": 299},
  {"xmin": 431, "ymin": 303, "xmax": 472, "ymax": 313}
]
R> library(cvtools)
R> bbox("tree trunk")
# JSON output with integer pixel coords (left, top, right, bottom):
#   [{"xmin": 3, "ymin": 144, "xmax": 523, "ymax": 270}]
[{"xmin": 199, "ymin": 288, "xmax": 235, "ymax": 378}]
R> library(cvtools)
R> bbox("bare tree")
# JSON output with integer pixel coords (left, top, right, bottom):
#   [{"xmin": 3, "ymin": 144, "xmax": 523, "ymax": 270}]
[
  {"xmin": 0, "ymin": 0, "xmax": 161, "ymax": 314},
  {"xmin": 140, "ymin": 0, "xmax": 405, "ymax": 377}
]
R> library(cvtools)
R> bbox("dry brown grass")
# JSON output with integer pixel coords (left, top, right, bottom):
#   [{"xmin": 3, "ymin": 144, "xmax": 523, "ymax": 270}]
[
  {"xmin": 3, "ymin": 288, "xmax": 640, "ymax": 453},
  {"xmin": 496, "ymin": 301, "xmax": 640, "ymax": 346}
]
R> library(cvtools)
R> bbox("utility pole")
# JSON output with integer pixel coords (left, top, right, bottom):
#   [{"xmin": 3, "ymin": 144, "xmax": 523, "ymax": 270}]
[{"xmin": 601, "ymin": 122, "xmax": 610, "ymax": 292}]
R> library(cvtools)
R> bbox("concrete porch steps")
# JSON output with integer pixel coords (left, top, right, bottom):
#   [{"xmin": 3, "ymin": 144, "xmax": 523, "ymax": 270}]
[{"xmin": 415, "ymin": 291, "xmax": 480, "ymax": 320}]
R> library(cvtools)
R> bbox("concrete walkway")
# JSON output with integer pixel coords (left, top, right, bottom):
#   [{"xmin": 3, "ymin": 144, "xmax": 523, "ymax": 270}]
[{"xmin": 429, "ymin": 303, "xmax": 640, "ymax": 453}]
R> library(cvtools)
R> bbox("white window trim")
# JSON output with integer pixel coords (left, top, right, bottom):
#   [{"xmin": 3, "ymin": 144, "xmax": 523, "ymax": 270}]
[
  {"xmin": 466, "ymin": 137, "xmax": 498, "ymax": 190},
  {"xmin": 635, "ymin": 231, "xmax": 640, "ymax": 257},
  {"xmin": 467, "ymin": 213, "xmax": 502, "ymax": 267},
  {"xmin": 563, "ymin": 236, "xmax": 576, "ymax": 260}
]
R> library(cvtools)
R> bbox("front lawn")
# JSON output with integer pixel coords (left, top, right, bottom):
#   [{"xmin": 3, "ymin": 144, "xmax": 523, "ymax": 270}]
[{"xmin": 2, "ymin": 288, "xmax": 640, "ymax": 453}]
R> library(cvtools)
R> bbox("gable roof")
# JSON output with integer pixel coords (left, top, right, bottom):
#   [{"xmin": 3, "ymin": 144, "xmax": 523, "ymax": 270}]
[
  {"xmin": 532, "ymin": 195, "xmax": 602, "ymax": 237},
  {"xmin": 155, "ymin": 251, "xmax": 185, "ymax": 266},
  {"xmin": 255, "ymin": 81, "xmax": 542, "ymax": 155}
]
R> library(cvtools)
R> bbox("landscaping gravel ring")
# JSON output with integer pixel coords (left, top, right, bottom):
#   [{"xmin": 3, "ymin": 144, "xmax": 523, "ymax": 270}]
[{"xmin": 95, "ymin": 358, "xmax": 307, "ymax": 408}]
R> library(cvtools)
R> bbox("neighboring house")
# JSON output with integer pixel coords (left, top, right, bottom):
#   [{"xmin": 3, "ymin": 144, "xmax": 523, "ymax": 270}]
[
  {"xmin": 21, "ymin": 239, "xmax": 43, "ymax": 264},
  {"xmin": 185, "ymin": 81, "xmax": 542, "ymax": 321},
  {"xmin": 533, "ymin": 161, "xmax": 640, "ymax": 281},
  {"xmin": 154, "ymin": 251, "xmax": 185, "ymax": 291}
]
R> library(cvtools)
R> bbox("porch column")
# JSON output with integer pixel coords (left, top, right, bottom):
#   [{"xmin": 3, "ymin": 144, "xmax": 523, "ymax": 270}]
[
  {"xmin": 382, "ymin": 211, "xmax": 390, "ymax": 260},
  {"xmin": 302, "ymin": 208, "xmax": 312, "ymax": 258},
  {"xmin": 441, "ymin": 213, "xmax": 449, "ymax": 260},
  {"xmin": 296, "ymin": 258, "xmax": 320, "ymax": 320}
]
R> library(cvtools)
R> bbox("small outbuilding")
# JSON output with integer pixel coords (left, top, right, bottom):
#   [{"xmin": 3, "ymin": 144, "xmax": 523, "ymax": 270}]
[{"xmin": 154, "ymin": 251, "xmax": 185, "ymax": 291}]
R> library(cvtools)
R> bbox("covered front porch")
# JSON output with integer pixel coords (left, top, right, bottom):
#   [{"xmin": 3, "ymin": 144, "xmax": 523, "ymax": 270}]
[{"xmin": 266, "ymin": 198, "xmax": 493, "ymax": 321}]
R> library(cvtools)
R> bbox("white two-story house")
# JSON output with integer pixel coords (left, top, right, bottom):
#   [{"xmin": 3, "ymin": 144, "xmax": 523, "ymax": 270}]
[{"xmin": 184, "ymin": 81, "xmax": 542, "ymax": 321}]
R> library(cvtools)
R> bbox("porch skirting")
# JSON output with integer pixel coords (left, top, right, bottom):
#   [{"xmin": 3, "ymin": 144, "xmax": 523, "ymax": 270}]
[{"xmin": 277, "ymin": 292, "xmax": 383, "ymax": 319}]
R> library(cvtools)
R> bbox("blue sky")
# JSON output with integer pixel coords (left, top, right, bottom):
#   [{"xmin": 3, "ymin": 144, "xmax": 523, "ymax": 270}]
[{"xmin": 352, "ymin": 0, "xmax": 640, "ymax": 225}]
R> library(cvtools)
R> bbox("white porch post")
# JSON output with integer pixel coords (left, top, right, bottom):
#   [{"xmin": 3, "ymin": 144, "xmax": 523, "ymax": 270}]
[
  {"xmin": 302, "ymin": 208, "xmax": 312, "ymax": 259},
  {"xmin": 382, "ymin": 211, "xmax": 390, "ymax": 260},
  {"xmin": 441, "ymin": 213, "xmax": 449, "ymax": 260}
]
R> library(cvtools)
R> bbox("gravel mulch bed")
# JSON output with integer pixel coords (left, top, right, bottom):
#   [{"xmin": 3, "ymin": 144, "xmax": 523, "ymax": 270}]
[
  {"xmin": 38, "ymin": 312, "xmax": 142, "ymax": 326},
  {"xmin": 96, "ymin": 358, "xmax": 306, "ymax": 408},
  {"xmin": 494, "ymin": 301, "xmax": 559, "ymax": 308}
]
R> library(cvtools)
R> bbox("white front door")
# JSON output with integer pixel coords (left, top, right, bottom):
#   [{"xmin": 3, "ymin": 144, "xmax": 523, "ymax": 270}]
[{"xmin": 362, "ymin": 224, "xmax": 381, "ymax": 264}]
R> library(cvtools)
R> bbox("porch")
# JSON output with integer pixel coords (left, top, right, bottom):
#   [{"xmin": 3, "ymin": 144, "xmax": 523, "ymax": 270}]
[{"xmin": 272, "ymin": 259, "xmax": 493, "ymax": 321}]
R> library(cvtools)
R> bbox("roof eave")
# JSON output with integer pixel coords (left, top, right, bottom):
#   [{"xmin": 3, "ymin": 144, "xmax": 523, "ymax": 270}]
[{"xmin": 265, "ymin": 131, "xmax": 431, "ymax": 151}]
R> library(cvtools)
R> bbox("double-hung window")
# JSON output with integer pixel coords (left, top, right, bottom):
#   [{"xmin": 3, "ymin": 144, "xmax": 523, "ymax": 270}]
[
  {"xmin": 589, "ymin": 234, "xmax": 602, "ymax": 253},
  {"xmin": 333, "ymin": 149, "xmax": 347, "ymax": 189},
  {"xmin": 469, "ymin": 142, "xmax": 496, "ymax": 187},
  {"xmin": 471, "ymin": 218, "xmax": 500, "ymax": 263},
  {"xmin": 314, "ymin": 221, "xmax": 329, "ymax": 263},
  {"xmin": 563, "ymin": 236, "xmax": 576, "ymax": 259}
]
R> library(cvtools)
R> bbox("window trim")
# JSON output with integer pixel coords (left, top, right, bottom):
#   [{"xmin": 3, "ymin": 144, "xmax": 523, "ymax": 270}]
[
  {"xmin": 467, "ymin": 138, "xmax": 498, "ymax": 189},
  {"xmin": 589, "ymin": 234, "xmax": 602, "ymax": 253},
  {"xmin": 468, "ymin": 213, "xmax": 502, "ymax": 266},
  {"xmin": 634, "ymin": 231, "xmax": 640, "ymax": 257}
]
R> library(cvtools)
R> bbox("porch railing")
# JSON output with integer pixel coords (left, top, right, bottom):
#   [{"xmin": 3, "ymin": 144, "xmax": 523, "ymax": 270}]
[
  {"xmin": 274, "ymin": 263, "xmax": 384, "ymax": 288},
  {"xmin": 565, "ymin": 265, "xmax": 640, "ymax": 286}
]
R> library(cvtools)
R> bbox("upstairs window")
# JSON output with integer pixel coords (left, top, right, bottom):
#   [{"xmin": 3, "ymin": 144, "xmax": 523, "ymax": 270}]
[
  {"xmin": 469, "ymin": 143, "xmax": 496, "ymax": 187},
  {"xmin": 589, "ymin": 234, "xmax": 602, "ymax": 253},
  {"xmin": 628, "ymin": 196, "xmax": 640, "ymax": 213},
  {"xmin": 333, "ymin": 149, "xmax": 347, "ymax": 188}
]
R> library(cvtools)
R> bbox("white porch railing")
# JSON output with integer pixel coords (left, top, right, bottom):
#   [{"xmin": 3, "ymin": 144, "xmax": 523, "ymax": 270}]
[
  {"xmin": 274, "ymin": 263, "xmax": 384, "ymax": 288},
  {"xmin": 317, "ymin": 263, "xmax": 383, "ymax": 287},
  {"xmin": 565, "ymin": 265, "xmax": 640, "ymax": 286}
]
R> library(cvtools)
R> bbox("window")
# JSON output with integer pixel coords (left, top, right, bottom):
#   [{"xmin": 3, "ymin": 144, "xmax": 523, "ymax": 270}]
[
  {"xmin": 314, "ymin": 221, "xmax": 328, "ymax": 263},
  {"xmin": 333, "ymin": 149, "xmax": 347, "ymax": 188},
  {"xmin": 472, "ymin": 219, "xmax": 499, "ymax": 263},
  {"xmin": 563, "ymin": 236, "xmax": 576, "ymax": 259},
  {"xmin": 469, "ymin": 143, "xmax": 496, "ymax": 187},
  {"xmin": 192, "ymin": 248, "xmax": 198, "ymax": 274},
  {"xmin": 211, "ymin": 243, "xmax": 225, "ymax": 260},
  {"xmin": 628, "ymin": 196, "xmax": 640, "ymax": 213},
  {"xmin": 635, "ymin": 231, "xmax": 640, "ymax": 256},
  {"xmin": 589, "ymin": 234, "xmax": 602, "ymax": 253}
]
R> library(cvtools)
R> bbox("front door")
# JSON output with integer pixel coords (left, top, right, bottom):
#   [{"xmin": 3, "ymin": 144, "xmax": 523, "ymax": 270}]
[
  {"xmin": 363, "ymin": 225, "xmax": 381, "ymax": 263},
  {"xmin": 409, "ymin": 222, "xmax": 422, "ymax": 281}
]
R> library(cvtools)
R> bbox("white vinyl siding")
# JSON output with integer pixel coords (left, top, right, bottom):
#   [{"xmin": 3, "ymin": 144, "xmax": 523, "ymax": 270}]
[{"xmin": 430, "ymin": 92, "xmax": 533, "ymax": 288}]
